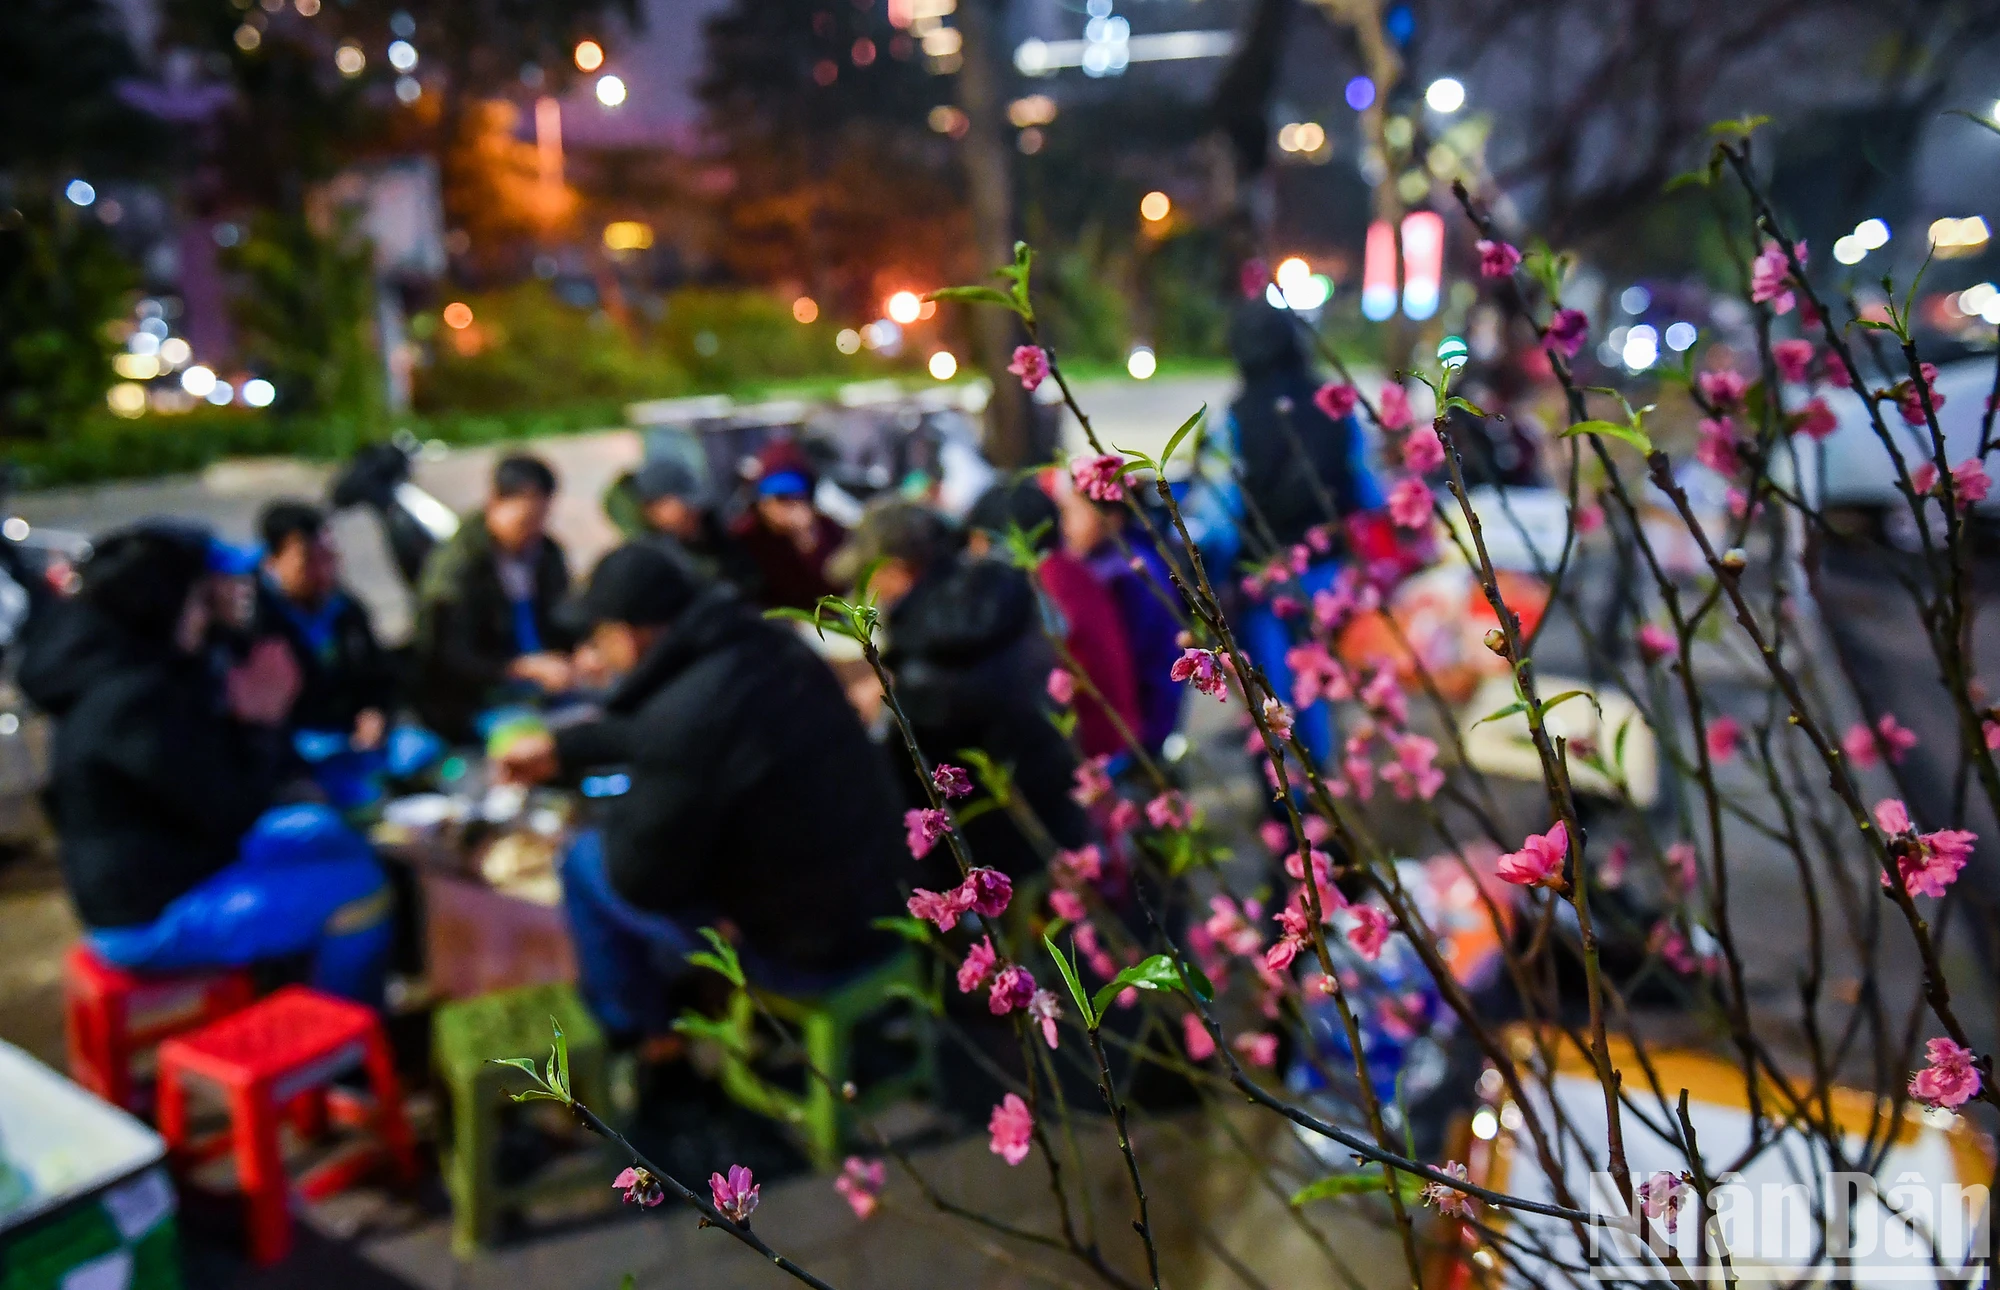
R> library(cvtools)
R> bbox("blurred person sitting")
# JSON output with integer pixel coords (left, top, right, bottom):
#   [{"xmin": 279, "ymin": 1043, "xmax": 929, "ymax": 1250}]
[
  {"xmin": 843, "ymin": 500, "xmax": 1089, "ymax": 882},
  {"xmin": 608, "ymin": 456, "xmax": 764, "ymax": 597},
  {"xmin": 729, "ymin": 442, "xmax": 847, "ymax": 611},
  {"xmin": 965, "ymin": 479, "xmax": 1142, "ymax": 763},
  {"xmin": 412, "ymin": 453, "xmax": 576, "ymax": 740},
  {"xmin": 1054, "ymin": 481, "xmax": 1187, "ymax": 760},
  {"xmin": 20, "ymin": 523, "xmax": 392, "ymax": 1003},
  {"xmin": 1225, "ymin": 300, "xmax": 1385, "ymax": 768},
  {"xmin": 494, "ymin": 543, "xmax": 905, "ymax": 1044},
  {"xmin": 253, "ymin": 500, "xmax": 395, "ymax": 748}
]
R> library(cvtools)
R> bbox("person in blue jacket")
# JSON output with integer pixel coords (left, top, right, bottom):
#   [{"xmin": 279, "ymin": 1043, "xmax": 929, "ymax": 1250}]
[{"xmin": 1224, "ymin": 301, "xmax": 1385, "ymax": 769}]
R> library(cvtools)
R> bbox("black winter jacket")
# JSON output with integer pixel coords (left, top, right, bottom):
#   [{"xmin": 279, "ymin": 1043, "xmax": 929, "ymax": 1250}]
[
  {"xmin": 251, "ymin": 578, "xmax": 396, "ymax": 735},
  {"xmin": 20, "ymin": 600, "xmax": 286, "ymax": 928},
  {"xmin": 885, "ymin": 557, "xmax": 1089, "ymax": 884},
  {"xmin": 553, "ymin": 586, "xmax": 905, "ymax": 975},
  {"xmin": 411, "ymin": 516, "xmax": 574, "ymax": 739}
]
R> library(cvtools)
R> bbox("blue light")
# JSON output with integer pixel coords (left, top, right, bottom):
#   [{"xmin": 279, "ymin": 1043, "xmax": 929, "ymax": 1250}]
[
  {"xmin": 65, "ymin": 180, "xmax": 96, "ymax": 207},
  {"xmin": 1361, "ymin": 286, "xmax": 1398, "ymax": 322},
  {"xmin": 1402, "ymin": 282, "xmax": 1440, "ymax": 321},
  {"xmin": 1344, "ymin": 76, "xmax": 1376, "ymax": 112},
  {"xmin": 1385, "ymin": 4, "xmax": 1415, "ymax": 45},
  {"xmin": 582, "ymin": 772, "xmax": 631, "ymax": 798}
]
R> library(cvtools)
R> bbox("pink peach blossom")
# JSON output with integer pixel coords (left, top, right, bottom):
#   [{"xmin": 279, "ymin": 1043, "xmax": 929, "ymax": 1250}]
[
  {"xmin": 613, "ymin": 1165, "xmax": 664, "ymax": 1208},
  {"xmin": 1772, "ymin": 339, "xmax": 1814, "ymax": 385},
  {"xmin": 1170, "ymin": 647, "xmax": 1229, "ymax": 699},
  {"xmin": 1697, "ymin": 369, "xmax": 1748, "ymax": 410},
  {"xmin": 988, "ymin": 1093, "xmax": 1035, "ymax": 1165},
  {"xmin": 932, "ymin": 763, "xmax": 973, "ymax": 799},
  {"xmin": 1346, "ymin": 905, "xmax": 1392, "ymax": 960},
  {"xmin": 1637, "ymin": 622, "xmax": 1676, "ymax": 664},
  {"xmin": 1314, "ymin": 382, "xmax": 1359, "ymax": 421},
  {"xmin": 1477, "ymin": 239, "xmax": 1522, "ymax": 278},
  {"xmin": 1026, "ymin": 988, "xmax": 1062, "ymax": 1049},
  {"xmin": 1794, "ymin": 397, "xmax": 1838, "ymax": 440},
  {"xmin": 1377, "ymin": 382, "xmax": 1414, "ymax": 431},
  {"xmin": 1546, "ymin": 309, "xmax": 1589, "ymax": 359},
  {"xmin": 957, "ymin": 936, "xmax": 997, "ymax": 994},
  {"xmin": 1008, "ymin": 345, "xmax": 1050, "ymax": 392},
  {"xmin": 1909, "ymin": 1037, "xmax": 1981, "ymax": 1109},
  {"xmin": 1497, "ymin": 822, "xmax": 1569, "ymax": 890},
  {"xmin": 1422, "ymin": 1161, "xmax": 1477, "ymax": 1219},
  {"xmin": 988, "ymin": 964, "xmax": 1035, "ymax": 1015},
  {"xmin": 1182, "ymin": 1012, "xmax": 1217, "ymax": 1060},
  {"xmin": 835, "ymin": 1157, "xmax": 886, "ymax": 1220},
  {"xmin": 1705, "ymin": 716, "xmax": 1741, "ymax": 762},
  {"xmin": 1071, "ymin": 755, "xmax": 1113, "ymax": 806},
  {"xmin": 905, "ymin": 808, "xmax": 951, "ymax": 859},
  {"xmin": 1070, "ymin": 453, "xmax": 1126, "ymax": 501},
  {"xmin": 1750, "ymin": 240, "xmax": 1801, "ymax": 315},
  {"xmin": 710, "ymin": 1164, "xmax": 759, "ymax": 1225},
  {"xmin": 1045, "ymin": 668, "xmax": 1075, "ymax": 705},
  {"xmin": 1402, "ymin": 429, "xmax": 1445, "ymax": 473},
  {"xmin": 1388, "ymin": 477, "xmax": 1434, "ymax": 529}
]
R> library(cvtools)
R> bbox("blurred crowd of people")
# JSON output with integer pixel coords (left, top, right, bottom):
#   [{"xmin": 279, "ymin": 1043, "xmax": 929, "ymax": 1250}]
[{"xmin": 20, "ymin": 300, "xmax": 1409, "ymax": 1074}]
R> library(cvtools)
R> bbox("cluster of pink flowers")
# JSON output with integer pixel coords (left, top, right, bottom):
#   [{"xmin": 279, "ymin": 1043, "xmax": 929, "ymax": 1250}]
[
  {"xmin": 710, "ymin": 1164, "xmax": 760, "ymax": 1225},
  {"xmin": 1376, "ymin": 383, "xmax": 1414, "ymax": 432},
  {"xmin": 1286, "ymin": 641, "xmax": 1353, "ymax": 709},
  {"xmin": 1910, "ymin": 458, "xmax": 1992, "ymax": 511},
  {"xmin": 1750, "ymin": 240, "xmax": 1803, "ymax": 315},
  {"xmin": 1313, "ymin": 382, "xmax": 1359, "ymax": 421},
  {"xmin": 1697, "ymin": 368, "xmax": 1748, "ymax": 411},
  {"xmin": 1144, "ymin": 791, "xmax": 1192, "ymax": 831},
  {"xmin": 1545, "ymin": 308, "xmax": 1589, "ymax": 359},
  {"xmin": 907, "ymin": 866, "xmax": 1013, "ymax": 931},
  {"xmin": 1070, "ymin": 755, "xmax": 1112, "ymax": 806},
  {"xmin": 1873, "ymin": 798, "xmax": 1975, "ymax": 899},
  {"xmin": 1008, "ymin": 344, "xmax": 1049, "ymax": 392},
  {"xmin": 1909, "ymin": 1037, "xmax": 1982, "ymax": 1109},
  {"xmin": 1477, "ymin": 238, "xmax": 1522, "ymax": 278},
  {"xmin": 1070, "ymin": 453, "xmax": 1126, "ymax": 501},
  {"xmin": 1772, "ymin": 338, "xmax": 1815, "ymax": 385},
  {"xmin": 1402, "ymin": 428, "xmax": 1446, "ymax": 474},
  {"xmin": 931, "ymin": 762, "xmax": 973, "ymax": 799},
  {"xmin": 1841, "ymin": 714, "xmax": 1918, "ymax": 768},
  {"xmin": 1379, "ymin": 731, "xmax": 1444, "ymax": 801},
  {"xmin": 1170, "ymin": 647, "xmax": 1230, "ymax": 699},
  {"xmin": 1387, "ymin": 476, "xmax": 1434, "ymax": 530},
  {"xmin": 988, "ymin": 1092, "xmax": 1034, "ymax": 1165},
  {"xmin": 1894, "ymin": 363, "xmax": 1944, "ymax": 427},
  {"xmin": 1650, "ymin": 921, "xmax": 1717, "ymax": 977},
  {"xmin": 1696, "ymin": 417, "xmax": 1741, "ymax": 475},
  {"xmin": 835, "ymin": 1156, "xmax": 886, "ymax": 1220},
  {"xmin": 1497, "ymin": 821, "xmax": 1569, "ymax": 890},
  {"xmin": 1793, "ymin": 397, "xmax": 1838, "ymax": 440},
  {"xmin": 904, "ymin": 807, "xmax": 951, "ymax": 859}
]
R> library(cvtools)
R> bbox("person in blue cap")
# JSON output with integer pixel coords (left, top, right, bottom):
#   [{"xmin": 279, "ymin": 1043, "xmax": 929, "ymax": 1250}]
[
  {"xmin": 19, "ymin": 521, "xmax": 392, "ymax": 1004},
  {"xmin": 727, "ymin": 441, "xmax": 848, "ymax": 611}
]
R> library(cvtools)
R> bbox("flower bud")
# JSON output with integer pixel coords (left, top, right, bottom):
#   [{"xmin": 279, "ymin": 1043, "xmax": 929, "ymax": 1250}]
[
  {"xmin": 1720, "ymin": 548, "xmax": 1748, "ymax": 572},
  {"xmin": 1483, "ymin": 628, "xmax": 1509, "ymax": 657}
]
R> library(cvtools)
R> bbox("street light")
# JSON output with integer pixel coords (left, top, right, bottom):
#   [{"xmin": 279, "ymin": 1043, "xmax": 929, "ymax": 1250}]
[
  {"xmin": 595, "ymin": 74, "xmax": 627, "ymax": 107},
  {"xmin": 887, "ymin": 291, "xmax": 922, "ymax": 324},
  {"xmin": 1424, "ymin": 77, "xmax": 1465, "ymax": 113},
  {"xmin": 1140, "ymin": 191, "xmax": 1171, "ymax": 222},
  {"xmin": 574, "ymin": 40, "xmax": 604, "ymax": 72}
]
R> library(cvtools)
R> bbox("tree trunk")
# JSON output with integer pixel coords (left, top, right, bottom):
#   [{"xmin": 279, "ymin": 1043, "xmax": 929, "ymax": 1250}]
[{"xmin": 956, "ymin": 0, "xmax": 1031, "ymax": 468}]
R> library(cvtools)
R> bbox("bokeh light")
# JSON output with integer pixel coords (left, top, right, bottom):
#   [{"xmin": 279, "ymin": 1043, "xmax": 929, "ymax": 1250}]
[
  {"xmin": 928, "ymin": 351, "xmax": 958, "ymax": 380},
  {"xmin": 573, "ymin": 40, "xmax": 604, "ymax": 72}
]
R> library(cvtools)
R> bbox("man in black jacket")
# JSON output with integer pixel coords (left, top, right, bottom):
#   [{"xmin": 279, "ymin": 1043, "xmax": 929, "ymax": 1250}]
[
  {"xmin": 842, "ymin": 501, "xmax": 1090, "ymax": 885},
  {"xmin": 412, "ymin": 454, "xmax": 576, "ymax": 739},
  {"xmin": 253, "ymin": 500, "xmax": 396, "ymax": 744},
  {"xmin": 606, "ymin": 457, "xmax": 765, "ymax": 599},
  {"xmin": 20, "ymin": 522, "xmax": 392, "ymax": 1002},
  {"xmin": 495, "ymin": 543, "xmax": 905, "ymax": 1042}
]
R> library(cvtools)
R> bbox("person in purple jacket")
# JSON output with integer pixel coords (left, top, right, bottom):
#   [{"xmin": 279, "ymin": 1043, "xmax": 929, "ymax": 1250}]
[{"xmin": 1055, "ymin": 480, "xmax": 1186, "ymax": 759}]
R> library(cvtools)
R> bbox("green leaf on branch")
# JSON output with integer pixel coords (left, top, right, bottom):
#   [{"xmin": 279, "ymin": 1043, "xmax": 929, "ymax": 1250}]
[
  {"xmin": 549, "ymin": 1017, "xmax": 570, "ymax": 1100},
  {"xmin": 672, "ymin": 1010, "xmax": 749, "ymax": 1054},
  {"xmin": 1044, "ymin": 931, "xmax": 1097, "ymax": 1031},
  {"xmin": 1561, "ymin": 419, "xmax": 1654, "ymax": 454},
  {"xmin": 686, "ymin": 926, "xmax": 746, "ymax": 987},
  {"xmin": 1708, "ymin": 113, "xmax": 1770, "ymax": 140},
  {"xmin": 1444, "ymin": 395, "xmax": 1490, "ymax": 419},
  {"xmin": 1090, "ymin": 953, "xmax": 1196, "ymax": 1018},
  {"xmin": 1159, "ymin": 405, "xmax": 1207, "ymax": 470},
  {"xmin": 871, "ymin": 915, "xmax": 932, "ymax": 945},
  {"xmin": 924, "ymin": 285, "xmax": 1020, "ymax": 313},
  {"xmin": 1473, "ymin": 699, "xmax": 1528, "ymax": 728},
  {"xmin": 1291, "ymin": 1168, "xmax": 1428, "ymax": 1207}
]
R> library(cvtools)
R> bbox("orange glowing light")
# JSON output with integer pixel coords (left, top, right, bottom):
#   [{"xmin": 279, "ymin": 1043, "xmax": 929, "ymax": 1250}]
[
  {"xmin": 442, "ymin": 302, "xmax": 474, "ymax": 330},
  {"xmin": 573, "ymin": 40, "xmax": 604, "ymax": 72},
  {"xmin": 793, "ymin": 296, "xmax": 820, "ymax": 324}
]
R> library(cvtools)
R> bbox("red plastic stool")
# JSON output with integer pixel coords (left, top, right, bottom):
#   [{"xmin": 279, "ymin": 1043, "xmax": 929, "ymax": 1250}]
[
  {"xmin": 63, "ymin": 943, "xmax": 256, "ymax": 1113},
  {"xmin": 155, "ymin": 986, "xmax": 419, "ymax": 1266}
]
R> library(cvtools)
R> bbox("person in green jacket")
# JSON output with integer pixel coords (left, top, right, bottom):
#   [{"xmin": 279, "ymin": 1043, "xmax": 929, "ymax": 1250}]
[{"xmin": 412, "ymin": 454, "xmax": 576, "ymax": 740}]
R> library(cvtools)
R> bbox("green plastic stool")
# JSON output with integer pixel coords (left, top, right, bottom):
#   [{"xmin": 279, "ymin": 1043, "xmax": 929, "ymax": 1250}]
[
  {"xmin": 433, "ymin": 983, "xmax": 614, "ymax": 1257},
  {"xmin": 717, "ymin": 951, "xmax": 933, "ymax": 1171}
]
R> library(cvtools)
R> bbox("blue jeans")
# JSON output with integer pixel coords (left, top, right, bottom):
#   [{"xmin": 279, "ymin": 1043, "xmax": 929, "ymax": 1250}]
[
  {"xmin": 1240, "ymin": 558, "xmax": 1347, "ymax": 770},
  {"xmin": 560, "ymin": 830, "xmax": 879, "ymax": 1042},
  {"xmin": 88, "ymin": 804, "xmax": 391, "ymax": 1005}
]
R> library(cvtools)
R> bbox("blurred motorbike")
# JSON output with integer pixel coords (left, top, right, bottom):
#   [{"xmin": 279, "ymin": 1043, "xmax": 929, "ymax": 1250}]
[{"xmin": 328, "ymin": 435, "xmax": 460, "ymax": 589}]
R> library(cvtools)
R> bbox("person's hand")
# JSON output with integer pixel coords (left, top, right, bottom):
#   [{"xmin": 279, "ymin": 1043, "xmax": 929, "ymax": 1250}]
[
  {"xmin": 568, "ymin": 641, "xmax": 610, "ymax": 689},
  {"xmin": 227, "ymin": 637, "xmax": 301, "ymax": 727},
  {"xmin": 494, "ymin": 729, "xmax": 559, "ymax": 786},
  {"xmin": 507, "ymin": 651, "xmax": 574, "ymax": 692},
  {"xmin": 352, "ymin": 708, "xmax": 387, "ymax": 750}
]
